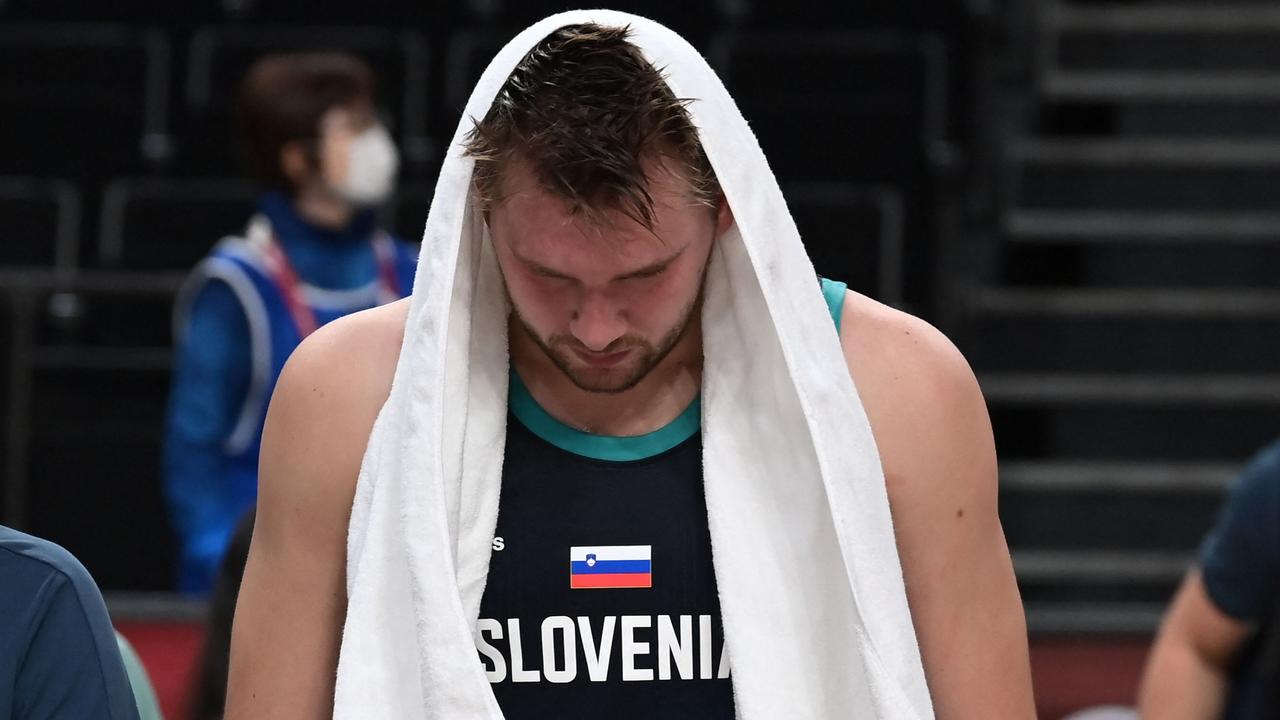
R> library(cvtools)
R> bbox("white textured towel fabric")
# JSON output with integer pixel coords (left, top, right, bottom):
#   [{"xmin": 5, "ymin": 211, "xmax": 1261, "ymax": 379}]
[{"xmin": 334, "ymin": 10, "xmax": 934, "ymax": 719}]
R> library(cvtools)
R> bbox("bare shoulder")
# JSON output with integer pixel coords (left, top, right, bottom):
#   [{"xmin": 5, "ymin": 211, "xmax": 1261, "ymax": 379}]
[
  {"xmin": 276, "ymin": 296, "xmax": 410, "ymax": 414},
  {"xmin": 836, "ymin": 297, "xmax": 1035, "ymax": 717},
  {"xmin": 256, "ymin": 297, "xmax": 410, "ymax": 535},
  {"xmin": 227, "ymin": 298, "xmax": 412, "ymax": 719},
  {"xmin": 835, "ymin": 289, "xmax": 996, "ymax": 530},
  {"xmin": 837, "ymin": 289, "xmax": 985, "ymax": 437},
  {"xmin": 270, "ymin": 298, "xmax": 410, "ymax": 453}
]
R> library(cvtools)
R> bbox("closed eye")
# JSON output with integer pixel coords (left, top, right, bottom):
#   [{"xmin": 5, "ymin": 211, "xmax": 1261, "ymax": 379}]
[
  {"xmin": 624, "ymin": 265, "xmax": 667, "ymax": 281},
  {"xmin": 615, "ymin": 246, "xmax": 686, "ymax": 282},
  {"xmin": 534, "ymin": 267, "xmax": 572, "ymax": 281}
]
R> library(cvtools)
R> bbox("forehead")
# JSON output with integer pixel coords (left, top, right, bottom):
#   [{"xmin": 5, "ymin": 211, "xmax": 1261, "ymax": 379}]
[{"xmin": 489, "ymin": 157, "xmax": 706, "ymax": 268}]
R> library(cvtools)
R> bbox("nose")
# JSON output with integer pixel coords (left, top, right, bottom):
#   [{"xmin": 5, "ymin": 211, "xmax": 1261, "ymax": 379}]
[{"xmin": 569, "ymin": 290, "xmax": 626, "ymax": 352}]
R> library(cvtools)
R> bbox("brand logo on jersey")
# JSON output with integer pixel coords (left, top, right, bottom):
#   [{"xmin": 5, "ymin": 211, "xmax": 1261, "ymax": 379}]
[{"xmin": 570, "ymin": 545, "xmax": 651, "ymax": 589}]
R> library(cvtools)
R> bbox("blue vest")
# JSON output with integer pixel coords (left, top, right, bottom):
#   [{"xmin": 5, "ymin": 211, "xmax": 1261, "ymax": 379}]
[{"xmin": 173, "ymin": 215, "xmax": 417, "ymax": 586}]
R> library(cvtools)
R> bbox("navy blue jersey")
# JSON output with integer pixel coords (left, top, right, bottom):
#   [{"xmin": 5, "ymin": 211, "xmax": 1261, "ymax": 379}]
[
  {"xmin": 477, "ymin": 279, "xmax": 847, "ymax": 718},
  {"xmin": 0, "ymin": 525, "xmax": 140, "ymax": 720},
  {"xmin": 1199, "ymin": 438, "xmax": 1280, "ymax": 719}
]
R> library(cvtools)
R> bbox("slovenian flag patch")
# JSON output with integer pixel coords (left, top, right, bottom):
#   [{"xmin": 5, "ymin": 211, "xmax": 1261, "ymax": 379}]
[{"xmin": 569, "ymin": 545, "xmax": 652, "ymax": 589}]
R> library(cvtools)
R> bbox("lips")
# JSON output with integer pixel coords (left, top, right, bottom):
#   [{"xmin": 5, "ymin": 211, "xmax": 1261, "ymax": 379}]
[{"xmin": 573, "ymin": 347, "xmax": 632, "ymax": 368}]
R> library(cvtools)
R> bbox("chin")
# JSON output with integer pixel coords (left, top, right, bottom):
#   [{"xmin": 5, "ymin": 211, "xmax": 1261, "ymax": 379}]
[{"xmin": 558, "ymin": 358, "xmax": 651, "ymax": 395}]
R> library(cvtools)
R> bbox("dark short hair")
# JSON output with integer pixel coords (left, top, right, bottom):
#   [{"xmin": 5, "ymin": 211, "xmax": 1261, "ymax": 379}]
[
  {"xmin": 464, "ymin": 23, "xmax": 719, "ymax": 231},
  {"xmin": 235, "ymin": 52, "xmax": 375, "ymax": 194}
]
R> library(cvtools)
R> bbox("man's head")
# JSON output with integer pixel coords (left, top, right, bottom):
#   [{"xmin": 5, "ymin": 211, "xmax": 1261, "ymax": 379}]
[
  {"xmin": 236, "ymin": 52, "xmax": 399, "ymax": 206},
  {"xmin": 466, "ymin": 24, "xmax": 731, "ymax": 394}
]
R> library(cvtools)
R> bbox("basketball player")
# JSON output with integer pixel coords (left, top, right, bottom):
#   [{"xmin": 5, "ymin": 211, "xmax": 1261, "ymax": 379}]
[{"xmin": 226, "ymin": 25, "xmax": 1035, "ymax": 718}]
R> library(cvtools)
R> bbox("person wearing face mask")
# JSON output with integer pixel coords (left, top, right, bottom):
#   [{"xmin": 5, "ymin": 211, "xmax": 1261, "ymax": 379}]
[{"xmin": 162, "ymin": 53, "xmax": 418, "ymax": 595}]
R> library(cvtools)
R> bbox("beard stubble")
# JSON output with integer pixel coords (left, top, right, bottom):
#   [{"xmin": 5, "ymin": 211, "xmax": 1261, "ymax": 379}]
[{"xmin": 512, "ymin": 279, "xmax": 705, "ymax": 395}]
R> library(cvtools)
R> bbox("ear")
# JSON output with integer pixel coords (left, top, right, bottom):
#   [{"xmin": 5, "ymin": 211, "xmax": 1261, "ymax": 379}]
[
  {"xmin": 279, "ymin": 140, "xmax": 313, "ymax": 188},
  {"xmin": 715, "ymin": 195, "xmax": 734, "ymax": 235}
]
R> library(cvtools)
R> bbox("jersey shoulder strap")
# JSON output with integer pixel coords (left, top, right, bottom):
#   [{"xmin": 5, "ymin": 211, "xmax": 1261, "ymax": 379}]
[{"xmin": 818, "ymin": 276, "xmax": 848, "ymax": 334}]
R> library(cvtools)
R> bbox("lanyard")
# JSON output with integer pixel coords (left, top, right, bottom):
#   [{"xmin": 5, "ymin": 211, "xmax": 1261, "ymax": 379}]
[{"xmin": 253, "ymin": 218, "xmax": 401, "ymax": 339}]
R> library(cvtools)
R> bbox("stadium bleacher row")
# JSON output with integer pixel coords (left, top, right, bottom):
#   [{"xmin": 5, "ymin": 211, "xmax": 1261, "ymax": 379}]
[{"xmin": 0, "ymin": 0, "xmax": 976, "ymax": 594}]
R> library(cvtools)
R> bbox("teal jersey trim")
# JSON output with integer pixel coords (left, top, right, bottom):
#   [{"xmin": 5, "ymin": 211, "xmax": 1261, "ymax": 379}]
[
  {"xmin": 509, "ymin": 369, "xmax": 702, "ymax": 462},
  {"xmin": 116, "ymin": 632, "xmax": 164, "ymax": 720},
  {"xmin": 820, "ymin": 277, "xmax": 848, "ymax": 333},
  {"xmin": 509, "ymin": 277, "xmax": 846, "ymax": 462}
]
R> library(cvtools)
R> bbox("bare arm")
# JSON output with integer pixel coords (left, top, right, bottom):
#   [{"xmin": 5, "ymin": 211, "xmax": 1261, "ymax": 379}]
[
  {"xmin": 841, "ymin": 293, "xmax": 1036, "ymax": 718},
  {"xmin": 225, "ymin": 302, "xmax": 405, "ymax": 719},
  {"xmin": 1138, "ymin": 570, "xmax": 1253, "ymax": 720}
]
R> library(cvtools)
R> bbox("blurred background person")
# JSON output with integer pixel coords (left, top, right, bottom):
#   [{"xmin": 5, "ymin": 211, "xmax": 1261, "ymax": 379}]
[
  {"xmin": 1139, "ymin": 440, "xmax": 1280, "ymax": 719},
  {"xmin": 162, "ymin": 52, "xmax": 418, "ymax": 595}
]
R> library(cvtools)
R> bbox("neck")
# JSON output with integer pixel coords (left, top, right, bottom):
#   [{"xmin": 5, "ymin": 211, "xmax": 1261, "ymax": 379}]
[
  {"xmin": 509, "ymin": 316, "xmax": 703, "ymax": 437},
  {"xmin": 291, "ymin": 185, "xmax": 356, "ymax": 230}
]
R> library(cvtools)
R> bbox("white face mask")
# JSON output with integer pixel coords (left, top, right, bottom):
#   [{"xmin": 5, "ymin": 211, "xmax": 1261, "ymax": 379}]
[{"xmin": 333, "ymin": 124, "xmax": 399, "ymax": 206}]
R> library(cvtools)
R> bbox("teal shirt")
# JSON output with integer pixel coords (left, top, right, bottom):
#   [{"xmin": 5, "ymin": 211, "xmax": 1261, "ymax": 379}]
[{"xmin": 115, "ymin": 633, "xmax": 163, "ymax": 720}]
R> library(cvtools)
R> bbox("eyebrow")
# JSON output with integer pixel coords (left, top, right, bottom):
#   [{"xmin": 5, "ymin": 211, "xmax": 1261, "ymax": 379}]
[{"xmin": 514, "ymin": 244, "xmax": 688, "ymax": 283}]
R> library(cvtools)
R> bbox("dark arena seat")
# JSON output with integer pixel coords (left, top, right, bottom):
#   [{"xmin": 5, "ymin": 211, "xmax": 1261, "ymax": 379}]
[
  {"xmin": 385, "ymin": 180, "xmax": 436, "ymax": 244},
  {"xmin": 219, "ymin": 0, "xmax": 449, "ymax": 25},
  {"xmin": 709, "ymin": 30, "xmax": 950, "ymax": 185},
  {"xmin": 97, "ymin": 177, "xmax": 255, "ymax": 271},
  {"xmin": 0, "ymin": 177, "xmax": 81, "ymax": 269},
  {"xmin": 0, "ymin": 0, "xmax": 225, "ymax": 25},
  {"xmin": 0, "ymin": 25, "xmax": 172, "ymax": 180},
  {"xmin": 784, "ymin": 183, "xmax": 905, "ymax": 305},
  {"xmin": 4, "ymin": 269, "xmax": 181, "ymax": 591},
  {"xmin": 709, "ymin": 29, "xmax": 954, "ymax": 312},
  {"xmin": 23, "ymin": 349, "xmax": 175, "ymax": 590},
  {"xmin": 439, "ymin": 28, "xmax": 521, "ymax": 133},
  {"xmin": 713, "ymin": 0, "xmax": 967, "ymax": 30}
]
